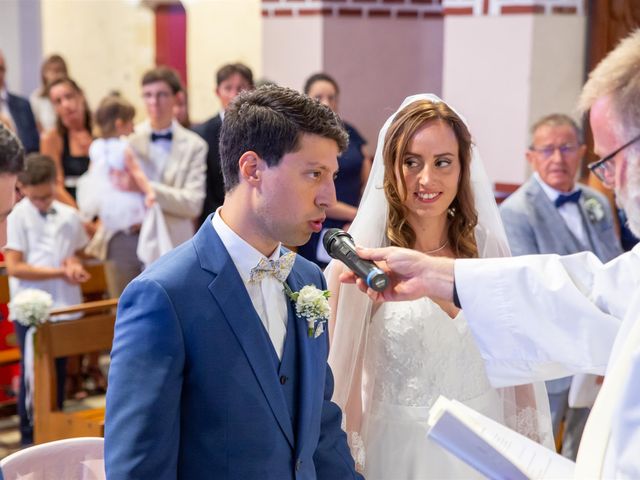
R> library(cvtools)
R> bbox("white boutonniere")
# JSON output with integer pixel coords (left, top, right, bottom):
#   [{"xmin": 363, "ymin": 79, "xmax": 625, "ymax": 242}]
[
  {"xmin": 284, "ymin": 284, "xmax": 331, "ymax": 338},
  {"xmin": 9, "ymin": 289, "xmax": 53, "ymax": 327},
  {"xmin": 584, "ymin": 198, "xmax": 605, "ymax": 223}
]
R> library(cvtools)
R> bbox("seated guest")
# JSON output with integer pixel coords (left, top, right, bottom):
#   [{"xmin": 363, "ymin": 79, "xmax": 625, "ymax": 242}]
[
  {"xmin": 193, "ymin": 62, "xmax": 254, "ymax": 226},
  {"xmin": 4, "ymin": 154, "xmax": 89, "ymax": 446},
  {"xmin": 0, "ymin": 50, "xmax": 39, "ymax": 153},
  {"xmin": 30, "ymin": 54, "xmax": 68, "ymax": 132},
  {"xmin": 499, "ymin": 113, "xmax": 623, "ymax": 459},
  {"xmin": 40, "ymin": 77, "xmax": 93, "ymax": 207},
  {"xmin": 298, "ymin": 73, "xmax": 370, "ymax": 267}
]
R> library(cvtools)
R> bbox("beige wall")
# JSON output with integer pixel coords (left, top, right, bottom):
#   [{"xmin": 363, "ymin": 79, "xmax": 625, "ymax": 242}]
[
  {"xmin": 40, "ymin": 0, "xmax": 262, "ymax": 124},
  {"xmin": 324, "ymin": 18, "xmax": 443, "ymax": 151},
  {"xmin": 443, "ymin": 14, "xmax": 586, "ymax": 184},
  {"xmin": 42, "ymin": 0, "xmax": 155, "ymax": 121},
  {"xmin": 262, "ymin": 16, "xmax": 325, "ymax": 91},
  {"xmin": 263, "ymin": 15, "xmax": 444, "ymax": 154},
  {"xmin": 186, "ymin": 0, "xmax": 262, "ymax": 123}
]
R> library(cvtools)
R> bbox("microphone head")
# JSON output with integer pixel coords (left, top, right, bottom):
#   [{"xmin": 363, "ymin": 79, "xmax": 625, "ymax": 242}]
[{"xmin": 322, "ymin": 228, "xmax": 351, "ymax": 256}]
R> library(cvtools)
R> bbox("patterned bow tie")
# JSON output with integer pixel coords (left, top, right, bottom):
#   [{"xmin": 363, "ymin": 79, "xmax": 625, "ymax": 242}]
[
  {"xmin": 151, "ymin": 131, "xmax": 173, "ymax": 142},
  {"xmin": 554, "ymin": 190, "xmax": 582, "ymax": 208},
  {"xmin": 248, "ymin": 252, "xmax": 295, "ymax": 283}
]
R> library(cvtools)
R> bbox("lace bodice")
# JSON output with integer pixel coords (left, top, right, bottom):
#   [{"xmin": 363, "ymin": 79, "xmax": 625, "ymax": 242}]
[{"xmin": 366, "ymin": 298, "xmax": 493, "ymax": 409}]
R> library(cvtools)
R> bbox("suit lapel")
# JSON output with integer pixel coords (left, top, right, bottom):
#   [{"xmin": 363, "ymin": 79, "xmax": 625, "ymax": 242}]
[
  {"xmin": 195, "ymin": 222, "xmax": 295, "ymax": 448},
  {"xmin": 163, "ymin": 124, "xmax": 186, "ymax": 185},
  {"xmin": 579, "ymin": 192, "xmax": 607, "ymax": 258},
  {"xmin": 286, "ymin": 264, "xmax": 319, "ymax": 456}
]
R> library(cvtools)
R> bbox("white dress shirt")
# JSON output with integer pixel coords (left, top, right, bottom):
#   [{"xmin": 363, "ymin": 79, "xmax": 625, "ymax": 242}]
[
  {"xmin": 5, "ymin": 198, "xmax": 89, "ymax": 317},
  {"xmin": 211, "ymin": 210, "xmax": 289, "ymax": 359},
  {"xmin": 147, "ymin": 124, "xmax": 173, "ymax": 181},
  {"xmin": 534, "ymin": 173, "xmax": 587, "ymax": 246}
]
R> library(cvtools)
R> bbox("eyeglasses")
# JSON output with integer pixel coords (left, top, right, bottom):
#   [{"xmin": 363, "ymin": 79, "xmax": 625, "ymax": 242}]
[
  {"xmin": 529, "ymin": 144, "xmax": 580, "ymax": 158},
  {"xmin": 588, "ymin": 133, "xmax": 640, "ymax": 186},
  {"xmin": 142, "ymin": 91, "xmax": 172, "ymax": 101}
]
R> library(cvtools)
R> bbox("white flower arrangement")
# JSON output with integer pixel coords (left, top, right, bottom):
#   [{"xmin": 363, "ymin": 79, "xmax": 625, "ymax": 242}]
[
  {"xmin": 9, "ymin": 289, "xmax": 53, "ymax": 327},
  {"xmin": 284, "ymin": 284, "xmax": 331, "ymax": 338},
  {"xmin": 584, "ymin": 198, "xmax": 605, "ymax": 223}
]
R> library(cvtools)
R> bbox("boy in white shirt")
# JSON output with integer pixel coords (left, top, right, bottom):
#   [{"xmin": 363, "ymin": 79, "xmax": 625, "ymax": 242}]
[{"xmin": 4, "ymin": 153, "xmax": 89, "ymax": 445}]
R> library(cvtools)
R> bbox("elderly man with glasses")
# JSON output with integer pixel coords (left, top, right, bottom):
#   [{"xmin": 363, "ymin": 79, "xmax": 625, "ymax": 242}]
[
  {"xmin": 499, "ymin": 114, "xmax": 622, "ymax": 460},
  {"xmin": 343, "ymin": 29, "xmax": 640, "ymax": 478}
]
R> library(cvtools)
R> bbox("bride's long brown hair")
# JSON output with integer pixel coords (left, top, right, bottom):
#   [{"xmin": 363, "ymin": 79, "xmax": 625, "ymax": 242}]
[{"xmin": 383, "ymin": 99, "xmax": 479, "ymax": 258}]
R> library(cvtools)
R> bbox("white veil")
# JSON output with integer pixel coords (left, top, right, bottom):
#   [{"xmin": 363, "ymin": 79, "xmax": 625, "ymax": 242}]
[{"xmin": 326, "ymin": 94, "xmax": 554, "ymax": 466}]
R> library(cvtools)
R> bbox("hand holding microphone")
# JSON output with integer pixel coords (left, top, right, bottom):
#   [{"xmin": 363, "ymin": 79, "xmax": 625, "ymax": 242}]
[{"xmin": 322, "ymin": 228, "xmax": 389, "ymax": 292}]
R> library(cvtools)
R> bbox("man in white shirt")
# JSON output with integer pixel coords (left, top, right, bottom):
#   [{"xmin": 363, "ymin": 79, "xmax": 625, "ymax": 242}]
[
  {"xmin": 105, "ymin": 85, "xmax": 362, "ymax": 479},
  {"xmin": 345, "ymin": 28, "xmax": 640, "ymax": 478},
  {"xmin": 0, "ymin": 124, "xmax": 24, "ymax": 248},
  {"xmin": 500, "ymin": 114, "xmax": 622, "ymax": 458}
]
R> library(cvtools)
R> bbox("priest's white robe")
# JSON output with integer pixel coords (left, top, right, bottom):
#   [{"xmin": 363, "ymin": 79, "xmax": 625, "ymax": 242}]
[{"xmin": 455, "ymin": 243, "xmax": 640, "ymax": 478}]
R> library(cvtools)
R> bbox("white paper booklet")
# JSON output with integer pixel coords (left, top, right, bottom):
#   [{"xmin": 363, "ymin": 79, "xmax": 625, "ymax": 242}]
[{"xmin": 427, "ymin": 396, "xmax": 575, "ymax": 479}]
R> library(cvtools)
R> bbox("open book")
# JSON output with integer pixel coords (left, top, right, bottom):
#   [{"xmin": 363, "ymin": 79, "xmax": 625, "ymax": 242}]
[{"xmin": 427, "ymin": 396, "xmax": 575, "ymax": 479}]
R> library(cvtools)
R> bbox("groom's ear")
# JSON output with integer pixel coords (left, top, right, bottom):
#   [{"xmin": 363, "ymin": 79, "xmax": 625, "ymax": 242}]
[{"xmin": 238, "ymin": 151, "xmax": 265, "ymax": 186}]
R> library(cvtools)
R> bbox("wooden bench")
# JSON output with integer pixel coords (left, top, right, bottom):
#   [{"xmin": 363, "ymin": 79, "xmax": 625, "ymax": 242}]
[{"xmin": 33, "ymin": 298, "xmax": 117, "ymax": 444}]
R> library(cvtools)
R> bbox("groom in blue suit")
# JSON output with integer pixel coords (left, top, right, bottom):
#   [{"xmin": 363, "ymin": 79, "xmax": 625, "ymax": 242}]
[{"xmin": 105, "ymin": 85, "xmax": 362, "ymax": 479}]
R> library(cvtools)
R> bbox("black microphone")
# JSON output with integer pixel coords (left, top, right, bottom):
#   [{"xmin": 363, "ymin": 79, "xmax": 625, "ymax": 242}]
[{"xmin": 322, "ymin": 228, "xmax": 389, "ymax": 292}]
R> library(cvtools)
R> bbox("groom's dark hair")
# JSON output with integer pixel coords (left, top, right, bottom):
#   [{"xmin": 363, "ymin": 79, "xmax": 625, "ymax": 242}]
[{"xmin": 219, "ymin": 84, "xmax": 348, "ymax": 192}]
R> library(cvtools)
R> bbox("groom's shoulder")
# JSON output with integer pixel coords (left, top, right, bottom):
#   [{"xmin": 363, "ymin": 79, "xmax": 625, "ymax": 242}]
[{"xmin": 136, "ymin": 239, "xmax": 200, "ymax": 287}]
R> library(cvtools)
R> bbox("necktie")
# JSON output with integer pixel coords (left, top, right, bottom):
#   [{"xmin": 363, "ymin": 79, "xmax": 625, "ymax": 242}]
[
  {"xmin": 151, "ymin": 131, "xmax": 173, "ymax": 142},
  {"xmin": 249, "ymin": 252, "xmax": 295, "ymax": 283},
  {"xmin": 554, "ymin": 190, "xmax": 582, "ymax": 208}
]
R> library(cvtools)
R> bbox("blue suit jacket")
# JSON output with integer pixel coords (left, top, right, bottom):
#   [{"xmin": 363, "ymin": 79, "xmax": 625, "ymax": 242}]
[
  {"xmin": 105, "ymin": 217, "xmax": 360, "ymax": 480},
  {"xmin": 7, "ymin": 93, "xmax": 39, "ymax": 153}
]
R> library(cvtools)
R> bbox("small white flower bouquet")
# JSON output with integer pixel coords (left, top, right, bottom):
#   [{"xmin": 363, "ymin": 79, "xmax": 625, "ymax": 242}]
[
  {"xmin": 9, "ymin": 289, "xmax": 53, "ymax": 327},
  {"xmin": 284, "ymin": 284, "xmax": 331, "ymax": 338}
]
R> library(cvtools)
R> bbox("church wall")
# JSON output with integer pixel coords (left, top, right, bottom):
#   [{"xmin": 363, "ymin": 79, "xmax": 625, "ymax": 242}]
[{"xmin": 442, "ymin": 0, "xmax": 586, "ymax": 184}]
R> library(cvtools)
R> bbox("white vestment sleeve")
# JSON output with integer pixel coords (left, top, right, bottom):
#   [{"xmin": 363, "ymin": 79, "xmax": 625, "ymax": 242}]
[
  {"xmin": 611, "ymin": 344, "xmax": 640, "ymax": 478},
  {"xmin": 454, "ymin": 247, "xmax": 640, "ymax": 387}
]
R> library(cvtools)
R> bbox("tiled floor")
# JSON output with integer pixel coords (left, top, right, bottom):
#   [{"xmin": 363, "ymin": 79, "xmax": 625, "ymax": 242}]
[{"xmin": 0, "ymin": 394, "xmax": 106, "ymax": 459}]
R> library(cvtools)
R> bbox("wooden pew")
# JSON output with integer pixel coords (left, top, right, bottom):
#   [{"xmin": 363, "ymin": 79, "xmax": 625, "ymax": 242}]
[
  {"xmin": 33, "ymin": 298, "xmax": 117, "ymax": 444},
  {"xmin": 81, "ymin": 262, "xmax": 111, "ymax": 301}
]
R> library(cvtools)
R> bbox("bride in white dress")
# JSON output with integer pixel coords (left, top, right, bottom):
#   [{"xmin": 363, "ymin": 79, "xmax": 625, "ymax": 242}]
[{"xmin": 327, "ymin": 94, "xmax": 554, "ymax": 479}]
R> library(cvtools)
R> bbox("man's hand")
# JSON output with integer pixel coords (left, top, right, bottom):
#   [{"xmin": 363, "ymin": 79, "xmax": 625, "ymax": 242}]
[{"xmin": 339, "ymin": 246, "xmax": 456, "ymax": 303}]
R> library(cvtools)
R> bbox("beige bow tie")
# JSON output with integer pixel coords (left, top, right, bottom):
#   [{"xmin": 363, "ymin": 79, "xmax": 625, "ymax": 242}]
[{"xmin": 248, "ymin": 252, "xmax": 295, "ymax": 283}]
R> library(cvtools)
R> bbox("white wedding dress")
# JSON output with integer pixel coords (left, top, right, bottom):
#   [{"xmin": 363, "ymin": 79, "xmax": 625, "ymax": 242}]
[{"xmin": 361, "ymin": 298, "xmax": 503, "ymax": 479}]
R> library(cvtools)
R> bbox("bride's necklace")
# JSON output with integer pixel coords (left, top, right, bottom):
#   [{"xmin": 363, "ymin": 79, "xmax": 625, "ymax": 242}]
[{"xmin": 423, "ymin": 240, "xmax": 449, "ymax": 255}]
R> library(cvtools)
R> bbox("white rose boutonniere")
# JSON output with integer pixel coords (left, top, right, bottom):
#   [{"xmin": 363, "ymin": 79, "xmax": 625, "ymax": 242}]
[
  {"xmin": 584, "ymin": 198, "xmax": 605, "ymax": 223},
  {"xmin": 9, "ymin": 289, "xmax": 53, "ymax": 327},
  {"xmin": 284, "ymin": 284, "xmax": 331, "ymax": 338}
]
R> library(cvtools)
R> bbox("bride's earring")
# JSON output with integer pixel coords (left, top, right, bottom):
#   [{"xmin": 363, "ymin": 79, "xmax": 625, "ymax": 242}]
[{"xmin": 447, "ymin": 206, "xmax": 456, "ymax": 217}]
